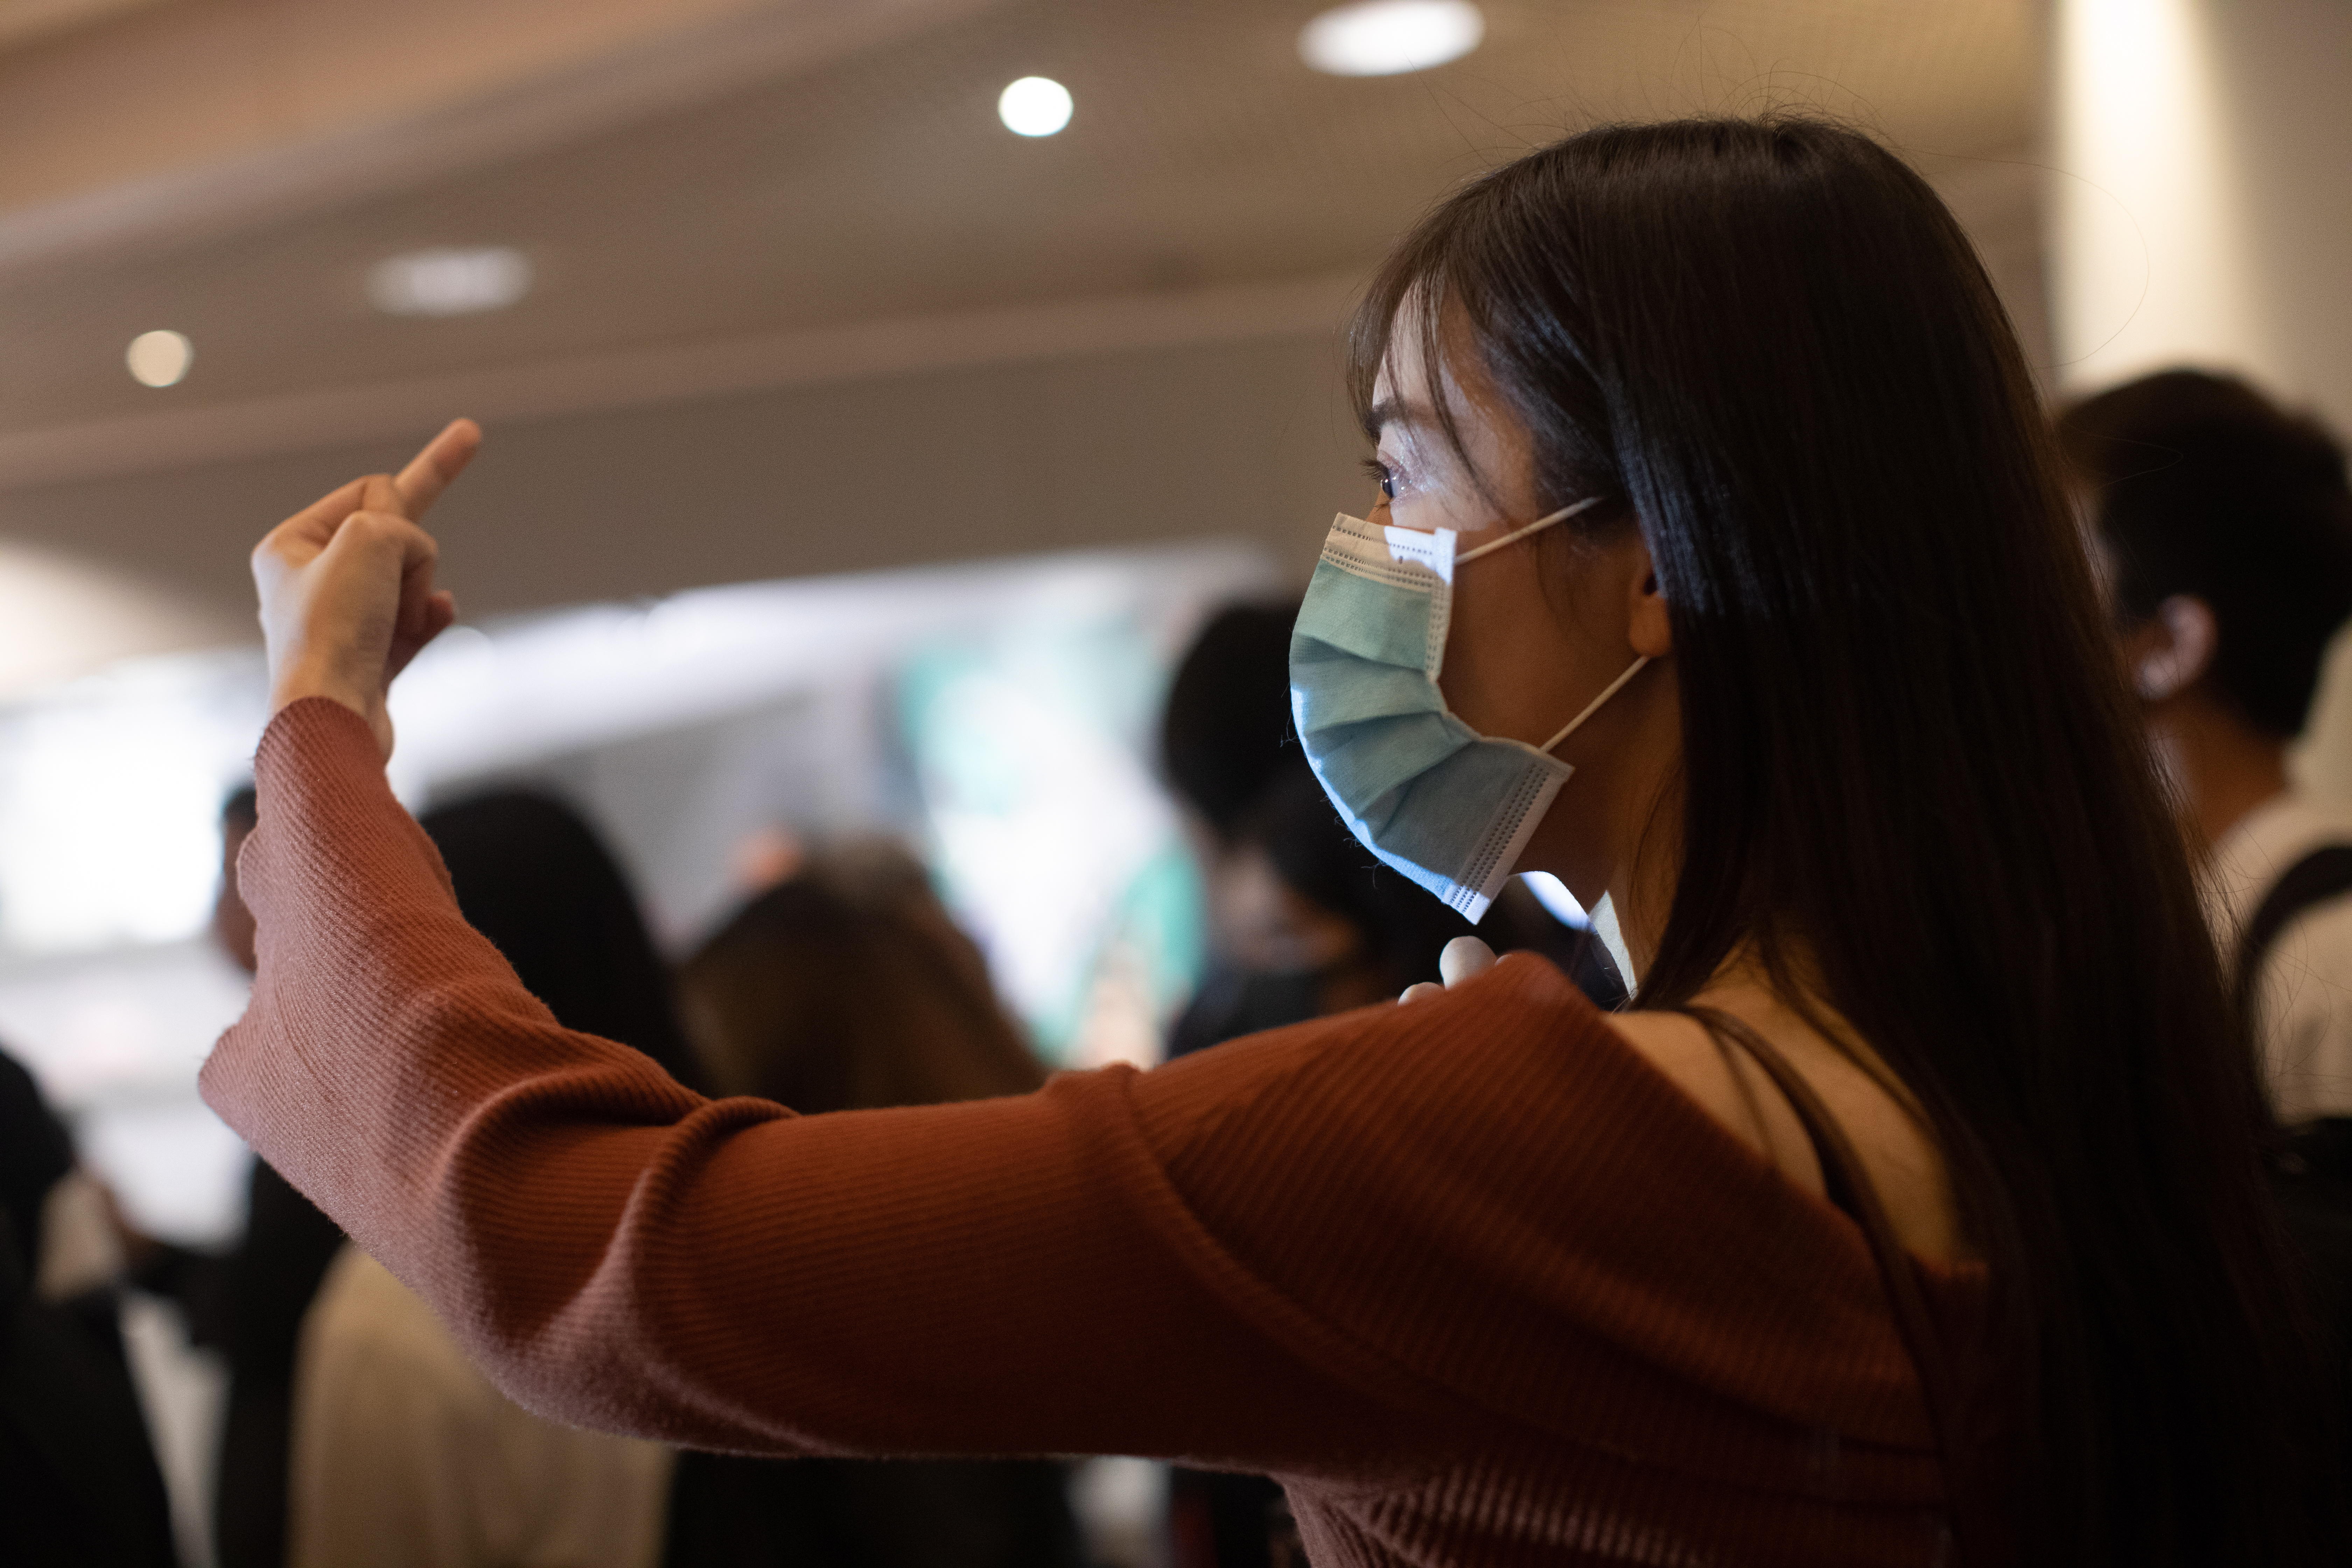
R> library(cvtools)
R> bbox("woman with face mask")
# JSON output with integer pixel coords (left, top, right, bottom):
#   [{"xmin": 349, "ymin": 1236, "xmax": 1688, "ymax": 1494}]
[{"xmin": 205, "ymin": 118, "xmax": 2343, "ymax": 1566}]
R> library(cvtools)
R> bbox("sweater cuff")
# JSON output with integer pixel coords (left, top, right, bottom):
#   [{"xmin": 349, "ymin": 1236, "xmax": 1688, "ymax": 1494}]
[
  {"xmin": 255, "ymin": 694, "xmax": 380, "ymax": 784},
  {"xmin": 243, "ymin": 692, "xmax": 457, "ymax": 920}
]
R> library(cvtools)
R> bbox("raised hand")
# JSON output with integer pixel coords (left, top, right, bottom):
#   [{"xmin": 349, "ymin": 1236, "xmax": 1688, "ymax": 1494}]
[{"xmin": 251, "ymin": 419, "xmax": 480, "ymax": 759}]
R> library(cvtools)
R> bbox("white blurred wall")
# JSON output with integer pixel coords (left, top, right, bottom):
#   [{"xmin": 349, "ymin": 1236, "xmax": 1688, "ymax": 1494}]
[
  {"xmin": 2053, "ymin": 0, "xmax": 2352, "ymax": 426},
  {"xmin": 2052, "ymin": 0, "xmax": 2352, "ymax": 796}
]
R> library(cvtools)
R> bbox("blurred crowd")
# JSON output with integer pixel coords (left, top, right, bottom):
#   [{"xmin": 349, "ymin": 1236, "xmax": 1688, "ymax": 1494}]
[
  {"xmin": 2, "ymin": 361, "xmax": 2351, "ymax": 1567},
  {"xmin": 0, "ymin": 555, "xmax": 1613, "ymax": 1568}
]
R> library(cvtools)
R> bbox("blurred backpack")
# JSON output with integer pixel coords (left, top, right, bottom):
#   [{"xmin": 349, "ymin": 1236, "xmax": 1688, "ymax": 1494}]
[{"xmin": 2235, "ymin": 847, "xmax": 2352, "ymax": 1409}]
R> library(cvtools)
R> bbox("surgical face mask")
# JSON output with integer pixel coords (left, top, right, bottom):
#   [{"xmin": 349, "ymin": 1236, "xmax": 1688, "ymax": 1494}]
[{"xmin": 1288, "ymin": 498, "xmax": 1648, "ymax": 922}]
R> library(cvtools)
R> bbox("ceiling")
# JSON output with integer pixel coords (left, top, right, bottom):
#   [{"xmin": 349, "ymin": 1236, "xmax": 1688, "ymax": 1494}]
[
  {"xmin": 0, "ymin": 0, "xmax": 2042, "ymax": 439},
  {"xmin": 0, "ymin": 0, "xmax": 2047, "ymax": 673}
]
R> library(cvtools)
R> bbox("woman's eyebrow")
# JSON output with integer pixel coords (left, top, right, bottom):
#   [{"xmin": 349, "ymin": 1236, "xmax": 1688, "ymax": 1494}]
[{"xmin": 1364, "ymin": 398, "xmax": 1434, "ymax": 439}]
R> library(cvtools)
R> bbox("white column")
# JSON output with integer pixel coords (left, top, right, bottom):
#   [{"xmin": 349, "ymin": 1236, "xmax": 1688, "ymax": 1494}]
[
  {"xmin": 2052, "ymin": 0, "xmax": 2352, "ymax": 795},
  {"xmin": 2051, "ymin": 0, "xmax": 2352, "ymax": 426}
]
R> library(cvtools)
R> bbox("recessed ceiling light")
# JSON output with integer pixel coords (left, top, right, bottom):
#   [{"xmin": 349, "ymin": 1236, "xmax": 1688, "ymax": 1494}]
[
  {"xmin": 125, "ymin": 330, "xmax": 192, "ymax": 388},
  {"xmin": 369, "ymin": 246, "xmax": 533, "ymax": 317},
  {"xmin": 1299, "ymin": 0, "xmax": 1485, "ymax": 77},
  {"xmin": 998, "ymin": 76, "xmax": 1074, "ymax": 137}
]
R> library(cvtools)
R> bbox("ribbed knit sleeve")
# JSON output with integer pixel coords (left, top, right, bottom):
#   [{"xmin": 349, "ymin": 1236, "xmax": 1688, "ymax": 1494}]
[
  {"xmin": 203, "ymin": 698, "xmax": 1974, "ymax": 1539},
  {"xmin": 201, "ymin": 700, "xmax": 1447, "ymax": 1473}
]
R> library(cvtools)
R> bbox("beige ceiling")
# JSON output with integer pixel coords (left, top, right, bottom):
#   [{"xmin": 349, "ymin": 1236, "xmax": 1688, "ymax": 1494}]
[
  {"xmin": 0, "ymin": 0, "xmax": 797, "ymax": 211},
  {"xmin": 0, "ymin": 0, "xmax": 2042, "ymax": 441},
  {"xmin": 0, "ymin": 0, "xmax": 164, "ymax": 57},
  {"xmin": 0, "ymin": 0, "xmax": 2049, "ymax": 668}
]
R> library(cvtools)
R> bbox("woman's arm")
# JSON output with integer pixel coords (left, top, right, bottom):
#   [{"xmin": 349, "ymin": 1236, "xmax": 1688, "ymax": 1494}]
[{"xmin": 203, "ymin": 699, "xmax": 1427, "ymax": 1474}]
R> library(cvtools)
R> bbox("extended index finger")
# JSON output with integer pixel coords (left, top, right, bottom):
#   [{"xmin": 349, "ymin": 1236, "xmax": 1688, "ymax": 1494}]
[{"xmin": 392, "ymin": 418, "xmax": 482, "ymax": 520}]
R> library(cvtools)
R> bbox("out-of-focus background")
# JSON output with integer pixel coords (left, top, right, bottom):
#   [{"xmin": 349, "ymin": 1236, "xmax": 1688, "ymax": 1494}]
[{"xmin": 0, "ymin": 2, "xmax": 2345, "ymax": 1564}]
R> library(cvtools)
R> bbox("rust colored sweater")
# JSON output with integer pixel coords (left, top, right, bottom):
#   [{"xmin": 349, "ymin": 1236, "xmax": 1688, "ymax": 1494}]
[{"xmin": 202, "ymin": 700, "xmax": 1988, "ymax": 1566}]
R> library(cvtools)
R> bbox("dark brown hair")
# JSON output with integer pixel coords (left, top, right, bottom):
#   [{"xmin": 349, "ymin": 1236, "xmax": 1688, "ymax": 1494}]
[
  {"xmin": 422, "ymin": 789, "xmax": 706, "ymax": 1093},
  {"xmin": 1352, "ymin": 118, "xmax": 2343, "ymax": 1562},
  {"xmin": 680, "ymin": 842, "xmax": 1045, "ymax": 1114}
]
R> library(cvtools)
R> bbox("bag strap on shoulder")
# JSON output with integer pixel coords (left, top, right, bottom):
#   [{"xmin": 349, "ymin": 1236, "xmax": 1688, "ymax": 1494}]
[
  {"xmin": 1680, "ymin": 1004, "xmax": 1970, "ymax": 1563},
  {"xmin": 2234, "ymin": 845, "xmax": 2352, "ymax": 1029}
]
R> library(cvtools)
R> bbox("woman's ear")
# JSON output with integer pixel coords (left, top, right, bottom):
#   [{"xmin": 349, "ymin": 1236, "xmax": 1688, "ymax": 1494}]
[{"xmin": 1625, "ymin": 536, "xmax": 1672, "ymax": 658}]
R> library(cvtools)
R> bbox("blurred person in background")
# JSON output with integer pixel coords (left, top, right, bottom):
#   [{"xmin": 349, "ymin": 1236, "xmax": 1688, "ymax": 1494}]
[
  {"xmin": 126, "ymin": 785, "xmax": 346, "ymax": 1567},
  {"xmin": 0, "ymin": 1046, "xmax": 177, "ymax": 1567},
  {"xmin": 1160, "ymin": 601, "xmax": 1623, "ymax": 1063},
  {"xmin": 668, "ymin": 839, "xmax": 1082, "ymax": 1568},
  {"xmin": 212, "ymin": 786, "xmax": 261, "ymax": 977},
  {"xmin": 0, "ymin": 1052, "xmax": 79, "ymax": 1305},
  {"xmin": 2061, "ymin": 367, "xmax": 2352, "ymax": 1384},
  {"xmin": 1157, "ymin": 604, "xmax": 1624, "ymax": 1567},
  {"xmin": 2061, "ymin": 371, "xmax": 2352, "ymax": 1125},
  {"xmin": 288, "ymin": 789, "xmax": 690, "ymax": 1568},
  {"xmin": 133, "ymin": 786, "xmax": 350, "ymax": 1568},
  {"xmin": 214, "ymin": 118, "xmax": 2351, "ymax": 1565}
]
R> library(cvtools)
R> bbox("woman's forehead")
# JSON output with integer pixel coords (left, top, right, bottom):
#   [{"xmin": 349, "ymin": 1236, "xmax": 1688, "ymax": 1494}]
[{"xmin": 1369, "ymin": 327, "xmax": 1455, "ymax": 440}]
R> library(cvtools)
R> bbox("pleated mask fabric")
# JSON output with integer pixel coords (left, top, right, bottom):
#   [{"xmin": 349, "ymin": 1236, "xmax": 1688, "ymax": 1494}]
[{"xmin": 1288, "ymin": 501, "xmax": 1645, "ymax": 922}]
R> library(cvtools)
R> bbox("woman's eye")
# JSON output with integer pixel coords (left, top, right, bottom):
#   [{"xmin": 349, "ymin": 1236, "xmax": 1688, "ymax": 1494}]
[{"xmin": 1363, "ymin": 458, "xmax": 1398, "ymax": 501}]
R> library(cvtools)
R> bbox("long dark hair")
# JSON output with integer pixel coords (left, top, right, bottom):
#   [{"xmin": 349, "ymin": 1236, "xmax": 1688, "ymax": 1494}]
[
  {"xmin": 421, "ymin": 790, "xmax": 707, "ymax": 1094},
  {"xmin": 1351, "ymin": 118, "xmax": 2342, "ymax": 1562}
]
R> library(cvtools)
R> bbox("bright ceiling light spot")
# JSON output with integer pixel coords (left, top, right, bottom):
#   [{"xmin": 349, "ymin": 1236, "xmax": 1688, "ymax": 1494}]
[
  {"xmin": 997, "ymin": 76, "xmax": 1073, "ymax": 137},
  {"xmin": 1299, "ymin": 0, "xmax": 1484, "ymax": 76},
  {"xmin": 368, "ymin": 246, "xmax": 533, "ymax": 317},
  {"xmin": 125, "ymin": 330, "xmax": 192, "ymax": 388}
]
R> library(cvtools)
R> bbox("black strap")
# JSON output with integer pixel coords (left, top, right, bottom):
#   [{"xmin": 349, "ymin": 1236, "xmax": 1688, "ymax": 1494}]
[
  {"xmin": 2234, "ymin": 846, "xmax": 2352, "ymax": 1029},
  {"xmin": 1681, "ymin": 1006, "xmax": 1970, "ymax": 1562}
]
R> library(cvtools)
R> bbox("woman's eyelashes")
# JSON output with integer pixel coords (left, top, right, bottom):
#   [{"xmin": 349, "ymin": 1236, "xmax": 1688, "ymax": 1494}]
[{"xmin": 1368, "ymin": 446, "xmax": 1433, "ymax": 503}]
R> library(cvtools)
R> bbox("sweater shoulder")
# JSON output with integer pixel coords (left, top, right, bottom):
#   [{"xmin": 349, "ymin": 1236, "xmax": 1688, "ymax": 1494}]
[
  {"xmin": 1132, "ymin": 952, "xmax": 1723, "ymax": 1217},
  {"xmin": 1126, "ymin": 955, "xmax": 1943, "ymax": 1458}
]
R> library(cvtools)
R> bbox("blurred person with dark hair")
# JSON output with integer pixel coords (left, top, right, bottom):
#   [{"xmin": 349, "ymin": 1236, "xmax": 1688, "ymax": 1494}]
[
  {"xmin": 1157, "ymin": 604, "xmax": 1624, "ymax": 1567},
  {"xmin": 211, "ymin": 785, "xmax": 347, "ymax": 1568},
  {"xmin": 2061, "ymin": 370, "xmax": 2352, "ymax": 1126},
  {"xmin": 0, "ymin": 1047, "xmax": 177, "ymax": 1567},
  {"xmin": 288, "ymin": 789, "xmax": 690, "ymax": 1568},
  {"xmin": 2063, "ymin": 368, "xmax": 2352, "ymax": 1398},
  {"xmin": 0, "ymin": 1050, "xmax": 77, "ymax": 1302},
  {"xmin": 213, "ymin": 785, "xmax": 260, "ymax": 974},
  {"xmin": 122, "ymin": 783, "xmax": 350, "ymax": 1568},
  {"xmin": 667, "ymin": 840, "xmax": 1082, "ymax": 1568},
  {"xmin": 1161, "ymin": 600, "xmax": 1623, "ymax": 1064},
  {"xmin": 1159, "ymin": 603, "xmax": 1301, "ymax": 843}
]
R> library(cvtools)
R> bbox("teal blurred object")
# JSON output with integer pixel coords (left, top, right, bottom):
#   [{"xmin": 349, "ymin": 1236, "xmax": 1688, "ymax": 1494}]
[{"xmin": 896, "ymin": 611, "xmax": 1204, "ymax": 1066}]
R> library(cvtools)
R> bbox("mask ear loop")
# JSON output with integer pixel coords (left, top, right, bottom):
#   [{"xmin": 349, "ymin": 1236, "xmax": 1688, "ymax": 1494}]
[
  {"xmin": 1454, "ymin": 493, "xmax": 1607, "ymax": 565},
  {"xmin": 1446, "ymin": 493, "xmax": 1644, "ymax": 754},
  {"xmin": 1540, "ymin": 656, "xmax": 1651, "ymax": 753}
]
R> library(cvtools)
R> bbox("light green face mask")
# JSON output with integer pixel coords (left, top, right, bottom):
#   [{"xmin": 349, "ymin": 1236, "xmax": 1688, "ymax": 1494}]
[{"xmin": 1287, "ymin": 498, "xmax": 1647, "ymax": 923}]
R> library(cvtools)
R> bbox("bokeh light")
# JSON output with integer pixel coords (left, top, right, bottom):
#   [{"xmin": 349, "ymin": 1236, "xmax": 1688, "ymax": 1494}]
[
  {"xmin": 125, "ymin": 329, "xmax": 192, "ymax": 387},
  {"xmin": 1298, "ymin": 0, "xmax": 1484, "ymax": 77},
  {"xmin": 997, "ymin": 76, "xmax": 1074, "ymax": 137}
]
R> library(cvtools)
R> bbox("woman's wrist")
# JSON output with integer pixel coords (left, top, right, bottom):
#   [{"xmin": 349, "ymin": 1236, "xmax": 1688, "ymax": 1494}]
[{"xmin": 268, "ymin": 660, "xmax": 377, "ymax": 726}]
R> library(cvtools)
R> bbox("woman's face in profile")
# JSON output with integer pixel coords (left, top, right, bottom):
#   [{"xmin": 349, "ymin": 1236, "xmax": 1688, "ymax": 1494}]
[
  {"xmin": 1363, "ymin": 317, "xmax": 1540, "ymax": 541},
  {"xmin": 1365, "ymin": 327, "xmax": 1657, "ymax": 782}
]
